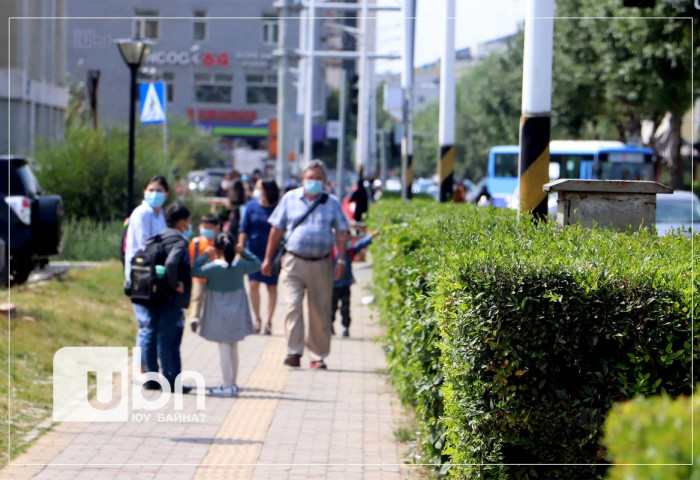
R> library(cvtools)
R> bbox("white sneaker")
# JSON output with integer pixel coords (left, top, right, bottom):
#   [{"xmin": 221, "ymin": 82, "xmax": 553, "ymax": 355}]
[{"xmin": 208, "ymin": 385, "xmax": 238, "ymax": 397}]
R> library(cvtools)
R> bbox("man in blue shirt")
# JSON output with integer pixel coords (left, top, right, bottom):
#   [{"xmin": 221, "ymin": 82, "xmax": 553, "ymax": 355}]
[{"xmin": 262, "ymin": 160, "xmax": 349, "ymax": 369}]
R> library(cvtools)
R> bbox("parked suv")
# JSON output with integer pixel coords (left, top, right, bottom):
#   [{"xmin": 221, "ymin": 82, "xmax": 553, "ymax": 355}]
[{"xmin": 0, "ymin": 156, "xmax": 63, "ymax": 285}]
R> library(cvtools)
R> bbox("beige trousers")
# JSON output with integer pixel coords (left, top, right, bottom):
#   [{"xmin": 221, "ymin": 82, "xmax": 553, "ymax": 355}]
[
  {"xmin": 187, "ymin": 280, "xmax": 206, "ymax": 320},
  {"xmin": 280, "ymin": 253, "xmax": 333, "ymax": 361}
]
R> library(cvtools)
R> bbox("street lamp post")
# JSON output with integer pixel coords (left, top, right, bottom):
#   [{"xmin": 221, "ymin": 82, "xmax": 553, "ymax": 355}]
[{"xmin": 116, "ymin": 39, "xmax": 154, "ymax": 218}]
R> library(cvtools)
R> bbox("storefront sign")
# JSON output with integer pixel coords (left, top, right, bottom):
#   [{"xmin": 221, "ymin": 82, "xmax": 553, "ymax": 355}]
[
  {"xmin": 186, "ymin": 108, "xmax": 257, "ymax": 122},
  {"xmin": 235, "ymin": 52, "xmax": 274, "ymax": 69},
  {"xmin": 146, "ymin": 50, "xmax": 229, "ymax": 67}
]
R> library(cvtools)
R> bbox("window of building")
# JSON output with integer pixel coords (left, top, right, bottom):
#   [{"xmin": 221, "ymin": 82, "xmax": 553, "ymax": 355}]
[
  {"xmin": 193, "ymin": 10, "xmax": 207, "ymax": 41},
  {"xmin": 194, "ymin": 72, "xmax": 233, "ymax": 104},
  {"xmin": 163, "ymin": 72, "xmax": 175, "ymax": 103},
  {"xmin": 261, "ymin": 16, "xmax": 279, "ymax": 46},
  {"xmin": 246, "ymin": 74, "xmax": 277, "ymax": 105},
  {"xmin": 134, "ymin": 8, "xmax": 159, "ymax": 40}
]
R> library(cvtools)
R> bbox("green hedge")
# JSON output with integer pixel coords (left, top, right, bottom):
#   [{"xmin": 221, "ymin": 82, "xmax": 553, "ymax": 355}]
[
  {"xmin": 603, "ymin": 391, "xmax": 698, "ymax": 479},
  {"xmin": 369, "ymin": 200, "xmax": 697, "ymax": 479}
]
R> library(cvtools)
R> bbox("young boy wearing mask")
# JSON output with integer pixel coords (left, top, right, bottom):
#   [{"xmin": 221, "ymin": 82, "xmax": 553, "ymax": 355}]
[{"xmin": 188, "ymin": 214, "xmax": 220, "ymax": 332}]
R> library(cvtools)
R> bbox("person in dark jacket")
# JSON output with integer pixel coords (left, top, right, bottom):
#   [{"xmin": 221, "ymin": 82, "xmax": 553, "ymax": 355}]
[
  {"xmin": 141, "ymin": 203, "xmax": 193, "ymax": 392},
  {"xmin": 348, "ymin": 166, "xmax": 369, "ymax": 223}
]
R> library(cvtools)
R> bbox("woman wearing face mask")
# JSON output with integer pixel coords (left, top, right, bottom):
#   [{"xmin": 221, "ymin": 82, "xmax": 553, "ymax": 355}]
[
  {"xmin": 124, "ymin": 175, "xmax": 169, "ymax": 379},
  {"xmin": 237, "ymin": 178, "xmax": 281, "ymax": 334}
]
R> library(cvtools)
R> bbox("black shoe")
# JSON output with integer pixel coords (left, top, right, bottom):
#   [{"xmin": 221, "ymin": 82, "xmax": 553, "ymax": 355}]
[
  {"xmin": 180, "ymin": 385, "xmax": 194, "ymax": 394},
  {"xmin": 342, "ymin": 328, "xmax": 349, "ymax": 337},
  {"xmin": 283, "ymin": 354, "xmax": 301, "ymax": 367},
  {"xmin": 143, "ymin": 380, "xmax": 162, "ymax": 391},
  {"xmin": 330, "ymin": 324, "xmax": 335, "ymax": 335}
]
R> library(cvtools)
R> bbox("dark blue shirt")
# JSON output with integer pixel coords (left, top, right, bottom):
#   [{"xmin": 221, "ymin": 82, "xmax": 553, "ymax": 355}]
[{"xmin": 239, "ymin": 199, "xmax": 276, "ymax": 260}]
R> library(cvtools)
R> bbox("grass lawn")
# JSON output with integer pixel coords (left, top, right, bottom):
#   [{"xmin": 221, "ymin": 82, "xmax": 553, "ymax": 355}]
[{"xmin": 0, "ymin": 261, "xmax": 135, "ymax": 466}]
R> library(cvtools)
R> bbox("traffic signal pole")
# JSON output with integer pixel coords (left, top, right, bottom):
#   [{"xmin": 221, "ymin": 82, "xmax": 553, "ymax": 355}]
[
  {"xmin": 438, "ymin": 0, "xmax": 455, "ymax": 203},
  {"xmin": 401, "ymin": 0, "xmax": 416, "ymax": 201},
  {"xmin": 519, "ymin": 0, "xmax": 554, "ymax": 219},
  {"xmin": 294, "ymin": 1, "xmax": 401, "ymax": 175}
]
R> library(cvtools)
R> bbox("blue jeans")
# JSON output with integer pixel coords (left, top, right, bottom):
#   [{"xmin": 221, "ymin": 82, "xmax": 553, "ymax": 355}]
[
  {"xmin": 141, "ymin": 304, "xmax": 185, "ymax": 388},
  {"xmin": 133, "ymin": 303, "xmax": 158, "ymax": 372}
]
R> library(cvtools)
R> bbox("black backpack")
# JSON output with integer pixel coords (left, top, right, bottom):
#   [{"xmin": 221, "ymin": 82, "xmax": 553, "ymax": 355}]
[{"xmin": 129, "ymin": 233, "xmax": 170, "ymax": 305}]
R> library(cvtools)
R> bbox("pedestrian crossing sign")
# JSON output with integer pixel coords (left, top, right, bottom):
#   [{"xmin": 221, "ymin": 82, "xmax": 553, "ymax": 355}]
[{"xmin": 139, "ymin": 82, "xmax": 166, "ymax": 124}]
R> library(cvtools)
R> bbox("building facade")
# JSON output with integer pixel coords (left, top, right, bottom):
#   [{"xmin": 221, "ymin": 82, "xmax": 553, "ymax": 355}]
[
  {"xmin": 0, "ymin": 1, "xmax": 68, "ymax": 155},
  {"xmin": 65, "ymin": 1, "xmax": 324, "ymax": 157}
]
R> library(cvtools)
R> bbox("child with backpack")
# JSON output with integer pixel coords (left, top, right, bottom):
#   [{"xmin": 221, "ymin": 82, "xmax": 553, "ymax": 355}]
[
  {"xmin": 188, "ymin": 214, "xmax": 221, "ymax": 333},
  {"xmin": 190, "ymin": 233, "xmax": 261, "ymax": 397}
]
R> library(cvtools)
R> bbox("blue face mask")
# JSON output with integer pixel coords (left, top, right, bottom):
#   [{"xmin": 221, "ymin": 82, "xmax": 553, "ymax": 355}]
[
  {"xmin": 144, "ymin": 191, "xmax": 166, "ymax": 208},
  {"xmin": 182, "ymin": 224, "xmax": 193, "ymax": 240},
  {"xmin": 200, "ymin": 227, "xmax": 215, "ymax": 239},
  {"xmin": 304, "ymin": 180, "xmax": 323, "ymax": 196}
]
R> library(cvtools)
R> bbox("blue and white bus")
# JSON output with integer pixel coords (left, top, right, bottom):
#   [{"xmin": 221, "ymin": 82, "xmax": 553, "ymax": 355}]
[{"xmin": 486, "ymin": 140, "xmax": 656, "ymax": 207}]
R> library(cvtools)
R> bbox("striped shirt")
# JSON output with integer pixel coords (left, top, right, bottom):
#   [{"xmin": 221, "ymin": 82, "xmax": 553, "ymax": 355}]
[{"xmin": 268, "ymin": 188, "xmax": 349, "ymax": 258}]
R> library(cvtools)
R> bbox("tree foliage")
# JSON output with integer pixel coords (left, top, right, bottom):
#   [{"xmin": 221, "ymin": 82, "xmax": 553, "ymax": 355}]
[
  {"xmin": 411, "ymin": 3, "xmax": 698, "ymax": 188},
  {"xmin": 34, "ymin": 115, "xmax": 226, "ymax": 222}
]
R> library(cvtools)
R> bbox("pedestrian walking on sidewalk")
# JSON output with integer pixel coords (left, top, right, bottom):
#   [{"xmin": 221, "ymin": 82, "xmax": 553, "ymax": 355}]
[
  {"xmin": 261, "ymin": 160, "xmax": 349, "ymax": 370},
  {"xmin": 140, "ymin": 203, "xmax": 193, "ymax": 392},
  {"xmin": 124, "ymin": 175, "xmax": 169, "ymax": 375},
  {"xmin": 187, "ymin": 214, "xmax": 220, "ymax": 333},
  {"xmin": 191, "ymin": 233, "xmax": 261, "ymax": 397},
  {"xmin": 330, "ymin": 229, "xmax": 379, "ymax": 337},
  {"xmin": 237, "ymin": 178, "xmax": 281, "ymax": 335}
]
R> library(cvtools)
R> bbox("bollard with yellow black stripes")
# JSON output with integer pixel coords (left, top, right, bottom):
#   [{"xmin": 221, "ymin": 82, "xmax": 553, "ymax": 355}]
[
  {"xmin": 518, "ymin": 115, "xmax": 550, "ymax": 219},
  {"xmin": 438, "ymin": 145, "xmax": 454, "ymax": 203}
]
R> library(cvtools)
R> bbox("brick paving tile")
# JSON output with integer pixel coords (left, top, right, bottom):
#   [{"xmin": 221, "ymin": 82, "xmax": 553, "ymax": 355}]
[{"xmin": 2, "ymin": 261, "xmax": 419, "ymax": 479}]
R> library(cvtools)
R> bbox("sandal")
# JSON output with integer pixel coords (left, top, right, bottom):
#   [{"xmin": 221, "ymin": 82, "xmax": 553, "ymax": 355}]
[
  {"xmin": 253, "ymin": 319, "xmax": 262, "ymax": 333},
  {"xmin": 263, "ymin": 322, "xmax": 272, "ymax": 335}
]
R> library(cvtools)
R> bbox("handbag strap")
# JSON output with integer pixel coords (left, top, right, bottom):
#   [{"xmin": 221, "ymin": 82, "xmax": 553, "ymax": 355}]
[{"xmin": 289, "ymin": 192, "xmax": 328, "ymax": 234}]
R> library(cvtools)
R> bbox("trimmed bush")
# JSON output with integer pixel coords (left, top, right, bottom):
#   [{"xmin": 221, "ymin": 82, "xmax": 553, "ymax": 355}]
[
  {"xmin": 369, "ymin": 199, "xmax": 696, "ymax": 479},
  {"xmin": 602, "ymin": 391, "xmax": 698, "ymax": 479}
]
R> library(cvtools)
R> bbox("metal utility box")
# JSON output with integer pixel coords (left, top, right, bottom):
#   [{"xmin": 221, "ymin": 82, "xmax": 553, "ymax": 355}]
[{"xmin": 543, "ymin": 179, "xmax": 672, "ymax": 231}]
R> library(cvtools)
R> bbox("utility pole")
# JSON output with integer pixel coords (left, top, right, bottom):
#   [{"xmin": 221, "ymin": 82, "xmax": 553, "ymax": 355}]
[
  {"xmin": 401, "ymin": 0, "xmax": 416, "ymax": 201},
  {"xmin": 336, "ymin": 69, "xmax": 347, "ymax": 198},
  {"xmin": 275, "ymin": 0, "xmax": 294, "ymax": 186},
  {"xmin": 303, "ymin": 0, "xmax": 318, "ymax": 165},
  {"xmin": 519, "ymin": 0, "xmax": 554, "ymax": 219},
  {"xmin": 438, "ymin": 0, "xmax": 455, "ymax": 203},
  {"xmin": 355, "ymin": 0, "xmax": 371, "ymax": 171}
]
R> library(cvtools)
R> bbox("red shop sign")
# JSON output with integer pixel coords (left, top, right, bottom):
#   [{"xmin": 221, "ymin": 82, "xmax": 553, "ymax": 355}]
[{"xmin": 186, "ymin": 108, "xmax": 257, "ymax": 122}]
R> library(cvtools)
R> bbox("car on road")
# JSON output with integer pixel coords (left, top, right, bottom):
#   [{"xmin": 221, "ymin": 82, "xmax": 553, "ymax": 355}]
[
  {"xmin": 412, "ymin": 178, "xmax": 439, "ymax": 200},
  {"xmin": 0, "ymin": 156, "xmax": 64, "ymax": 285},
  {"xmin": 187, "ymin": 168, "xmax": 228, "ymax": 195},
  {"xmin": 655, "ymin": 190, "xmax": 700, "ymax": 236},
  {"xmin": 384, "ymin": 177, "xmax": 402, "ymax": 192}
]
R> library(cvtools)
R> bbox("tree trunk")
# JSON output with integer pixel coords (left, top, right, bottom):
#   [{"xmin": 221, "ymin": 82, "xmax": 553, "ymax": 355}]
[{"xmin": 668, "ymin": 113, "xmax": 683, "ymax": 190}]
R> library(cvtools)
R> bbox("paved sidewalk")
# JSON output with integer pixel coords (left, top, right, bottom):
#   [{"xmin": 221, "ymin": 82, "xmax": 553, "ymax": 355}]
[{"xmin": 2, "ymin": 261, "xmax": 419, "ymax": 479}]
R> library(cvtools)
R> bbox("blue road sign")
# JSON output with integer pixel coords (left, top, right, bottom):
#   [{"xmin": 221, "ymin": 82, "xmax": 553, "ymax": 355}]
[{"xmin": 139, "ymin": 82, "xmax": 166, "ymax": 124}]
